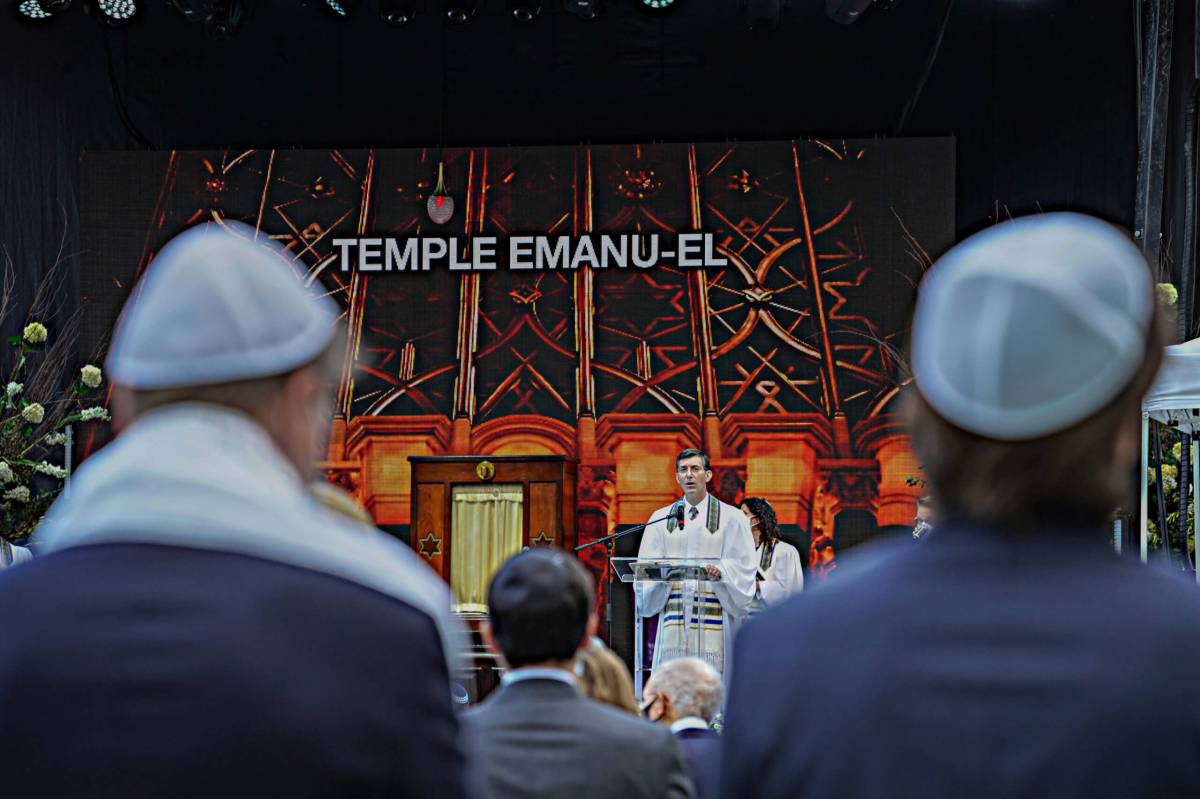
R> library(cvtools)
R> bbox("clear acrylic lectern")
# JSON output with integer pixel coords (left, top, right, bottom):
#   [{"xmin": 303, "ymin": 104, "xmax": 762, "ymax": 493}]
[{"xmin": 611, "ymin": 556, "xmax": 722, "ymax": 700}]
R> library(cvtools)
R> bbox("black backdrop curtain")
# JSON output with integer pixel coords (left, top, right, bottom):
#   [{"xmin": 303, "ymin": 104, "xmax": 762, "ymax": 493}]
[{"xmin": 0, "ymin": 0, "xmax": 1137, "ymax": 327}]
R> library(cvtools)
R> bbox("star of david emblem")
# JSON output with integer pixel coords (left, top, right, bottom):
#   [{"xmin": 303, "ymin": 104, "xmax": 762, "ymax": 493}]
[
  {"xmin": 531, "ymin": 532, "xmax": 555, "ymax": 547},
  {"xmin": 418, "ymin": 532, "xmax": 442, "ymax": 560}
]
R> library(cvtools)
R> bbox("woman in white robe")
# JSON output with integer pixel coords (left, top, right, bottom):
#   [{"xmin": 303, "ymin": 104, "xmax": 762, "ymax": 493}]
[{"xmin": 741, "ymin": 497, "xmax": 803, "ymax": 614}]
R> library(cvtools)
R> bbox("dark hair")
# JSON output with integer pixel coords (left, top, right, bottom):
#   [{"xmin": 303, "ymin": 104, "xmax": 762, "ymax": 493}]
[
  {"xmin": 487, "ymin": 549, "xmax": 594, "ymax": 668},
  {"xmin": 676, "ymin": 448, "xmax": 710, "ymax": 471},
  {"xmin": 741, "ymin": 496, "xmax": 781, "ymax": 545}
]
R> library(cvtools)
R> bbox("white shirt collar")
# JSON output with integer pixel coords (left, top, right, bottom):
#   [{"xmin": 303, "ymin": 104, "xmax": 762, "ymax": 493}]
[
  {"xmin": 686, "ymin": 493, "xmax": 710, "ymax": 514},
  {"xmin": 670, "ymin": 716, "xmax": 712, "ymax": 733},
  {"xmin": 502, "ymin": 667, "xmax": 577, "ymax": 687}
]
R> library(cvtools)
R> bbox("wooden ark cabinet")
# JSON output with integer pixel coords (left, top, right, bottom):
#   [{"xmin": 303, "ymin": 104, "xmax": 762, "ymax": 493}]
[
  {"xmin": 408, "ymin": 455, "xmax": 579, "ymax": 597},
  {"xmin": 409, "ymin": 455, "xmax": 578, "ymax": 703}
]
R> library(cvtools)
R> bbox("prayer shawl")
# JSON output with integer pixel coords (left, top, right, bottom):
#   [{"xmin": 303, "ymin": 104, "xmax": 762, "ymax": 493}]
[
  {"xmin": 636, "ymin": 493, "xmax": 756, "ymax": 674},
  {"xmin": 749, "ymin": 539, "xmax": 804, "ymax": 616},
  {"xmin": 34, "ymin": 403, "xmax": 463, "ymax": 666}
]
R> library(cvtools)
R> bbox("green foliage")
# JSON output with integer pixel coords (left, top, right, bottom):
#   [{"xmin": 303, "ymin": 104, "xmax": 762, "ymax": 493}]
[{"xmin": 1147, "ymin": 429, "xmax": 1195, "ymax": 556}]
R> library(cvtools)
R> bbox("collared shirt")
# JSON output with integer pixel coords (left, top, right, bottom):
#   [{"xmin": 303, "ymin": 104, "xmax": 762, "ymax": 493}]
[
  {"xmin": 670, "ymin": 716, "xmax": 712, "ymax": 734},
  {"xmin": 501, "ymin": 667, "xmax": 577, "ymax": 688},
  {"xmin": 685, "ymin": 494, "xmax": 710, "ymax": 523}
]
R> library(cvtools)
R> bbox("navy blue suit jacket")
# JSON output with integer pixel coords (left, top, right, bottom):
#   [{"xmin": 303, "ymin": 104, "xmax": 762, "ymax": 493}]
[
  {"xmin": 675, "ymin": 727, "xmax": 720, "ymax": 799},
  {"xmin": 0, "ymin": 543, "xmax": 468, "ymax": 799},
  {"xmin": 721, "ymin": 523, "xmax": 1200, "ymax": 798}
]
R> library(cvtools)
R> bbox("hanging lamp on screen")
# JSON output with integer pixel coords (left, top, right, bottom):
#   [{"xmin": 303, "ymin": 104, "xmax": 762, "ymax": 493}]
[{"xmin": 427, "ymin": 162, "xmax": 455, "ymax": 225}]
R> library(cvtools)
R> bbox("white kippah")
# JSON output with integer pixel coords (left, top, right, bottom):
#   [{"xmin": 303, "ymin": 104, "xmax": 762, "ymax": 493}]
[
  {"xmin": 911, "ymin": 212, "xmax": 1154, "ymax": 441},
  {"xmin": 106, "ymin": 221, "xmax": 338, "ymax": 390}
]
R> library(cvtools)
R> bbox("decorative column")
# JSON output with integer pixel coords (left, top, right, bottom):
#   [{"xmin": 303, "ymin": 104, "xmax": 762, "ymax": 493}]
[
  {"xmin": 685, "ymin": 144, "xmax": 723, "ymax": 458},
  {"xmin": 575, "ymin": 147, "xmax": 599, "ymax": 460},
  {"xmin": 337, "ymin": 148, "xmax": 377, "ymax": 421},
  {"xmin": 451, "ymin": 150, "xmax": 483, "ymax": 454}
]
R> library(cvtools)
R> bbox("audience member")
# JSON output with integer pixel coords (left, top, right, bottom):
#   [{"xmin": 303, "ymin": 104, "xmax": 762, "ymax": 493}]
[
  {"xmin": 643, "ymin": 657, "xmax": 723, "ymax": 799},
  {"xmin": 462, "ymin": 548, "xmax": 694, "ymax": 799},
  {"xmin": 577, "ymin": 636, "xmax": 638, "ymax": 714},
  {"xmin": 721, "ymin": 213, "xmax": 1200, "ymax": 797},
  {"xmin": 0, "ymin": 222, "xmax": 467, "ymax": 799},
  {"xmin": 740, "ymin": 496, "xmax": 802, "ymax": 613}
]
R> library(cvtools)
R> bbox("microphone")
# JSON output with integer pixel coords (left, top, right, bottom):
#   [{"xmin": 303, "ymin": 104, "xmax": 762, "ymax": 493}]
[{"xmin": 673, "ymin": 501, "xmax": 685, "ymax": 527}]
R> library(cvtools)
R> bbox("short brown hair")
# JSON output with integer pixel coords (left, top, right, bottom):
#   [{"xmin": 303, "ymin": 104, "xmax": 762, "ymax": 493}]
[
  {"xmin": 907, "ymin": 304, "xmax": 1166, "ymax": 532},
  {"xmin": 675, "ymin": 448, "xmax": 710, "ymax": 470}
]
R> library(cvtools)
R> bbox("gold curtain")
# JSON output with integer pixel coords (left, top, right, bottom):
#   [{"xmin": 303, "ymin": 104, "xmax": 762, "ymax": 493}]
[{"xmin": 450, "ymin": 484, "xmax": 524, "ymax": 613}]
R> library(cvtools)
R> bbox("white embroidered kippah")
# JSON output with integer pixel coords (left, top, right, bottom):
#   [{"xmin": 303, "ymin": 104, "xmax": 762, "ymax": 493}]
[
  {"xmin": 911, "ymin": 212, "xmax": 1154, "ymax": 440},
  {"xmin": 106, "ymin": 221, "xmax": 338, "ymax": 389}
]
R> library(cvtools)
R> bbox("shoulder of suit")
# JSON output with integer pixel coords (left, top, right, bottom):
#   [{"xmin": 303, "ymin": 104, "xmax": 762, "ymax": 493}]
[{"xmin": 579, "ymin": 696, "xmax": 675, "ymax": 744}]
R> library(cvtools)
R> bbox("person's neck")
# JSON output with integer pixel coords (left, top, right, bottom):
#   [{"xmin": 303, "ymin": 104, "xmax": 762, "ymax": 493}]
[
  {"xmin": 752, "ymin": 530, "xmax": 762, "ymax": 546},
  {"xmin": 510, "ymin": 659, "xmax": 575, "ymax": 674},
  {"xmin": 684, "ymin": 489, "xmax": 708, "ymax": 508}
]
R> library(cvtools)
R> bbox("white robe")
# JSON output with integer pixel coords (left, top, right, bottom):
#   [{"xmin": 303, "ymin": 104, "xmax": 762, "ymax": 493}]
[
  {"xmin": 635, "ymin": 493, "xmax": 756, "ymax": 675},
  {"xmin": 753, "ymin": 539, "xmax": 804, "ymax": 610}
]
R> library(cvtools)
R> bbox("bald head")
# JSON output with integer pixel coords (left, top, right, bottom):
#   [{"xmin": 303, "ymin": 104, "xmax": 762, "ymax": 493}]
[{"xmin": 645, "ymin": 657, "xmax": 723, "ymax": 724}]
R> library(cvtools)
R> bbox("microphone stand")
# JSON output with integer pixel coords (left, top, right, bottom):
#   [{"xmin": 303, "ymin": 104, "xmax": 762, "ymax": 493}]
[{"xmin": 575, "ymin": 507, "xmax": 681, "ymax": 649}]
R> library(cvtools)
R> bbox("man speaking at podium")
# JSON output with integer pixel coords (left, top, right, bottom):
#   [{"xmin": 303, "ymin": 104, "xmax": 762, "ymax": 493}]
[{"xmin": 636, "ymin": 449, "xmax": 756, "ymax": 676}]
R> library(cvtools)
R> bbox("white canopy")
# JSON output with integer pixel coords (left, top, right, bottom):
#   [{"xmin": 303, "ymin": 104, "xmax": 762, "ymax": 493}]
[{"xmin": 1143, "ymin": 338, "xmax": 1200, "ymax": 432}]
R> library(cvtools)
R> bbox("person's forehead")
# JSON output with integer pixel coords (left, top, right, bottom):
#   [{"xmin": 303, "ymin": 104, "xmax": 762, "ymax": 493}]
[{"xmin": 677, "ymin": 456, "xmax": 706, "ymax": 468}]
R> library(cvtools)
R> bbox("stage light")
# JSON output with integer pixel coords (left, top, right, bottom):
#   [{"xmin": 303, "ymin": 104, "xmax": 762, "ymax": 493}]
[
  {"xmin": 640, "ymin": 0, "xmax": 674, "ymax": 9},
  {"xmin": 507, "ymin": 0, "xmax": 539, "ymax": 21},
  {"xmin": 95, "ymin": 0, "xmax": 139, "ymax": 25},
  {"xmin": 323, "ymin": 0, "xmax": 356, "ymax": 17},
  {"xmin": 442, "ymin": 0, "xmax": 477, "ymax": 23},
  {"xmin": 744, "ymin": 0, "xmax": 781, "ymax": 29},
  {"xmin": 825, "ymin": 0, "xmax": 873, "ymax": 24},
  {"xmin": 380, "ymin": 0, "xmax": 420, "ymax": 25},
  {"xmin": 14, "ymin": 0, "xmax": 54, "ymax": 20},
  {"xmin": 564, "ymin": 0, "xmax": 600, "ymax": 18}
]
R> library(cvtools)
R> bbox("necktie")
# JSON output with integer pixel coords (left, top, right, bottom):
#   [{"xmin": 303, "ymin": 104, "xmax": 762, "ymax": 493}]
[{"xmin": 689, "ymin": 507, "xmax": 699, "ymax": 521}]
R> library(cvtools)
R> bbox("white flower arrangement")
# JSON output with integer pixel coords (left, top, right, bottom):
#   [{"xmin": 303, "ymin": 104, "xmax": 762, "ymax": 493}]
[
  {"xmin": 79, "ymin": 407, "xmax": 110, "ymax": 422},
  {"xmin": 22, "ymin": 323, "xmax": 47, "ymax": 345},
  {"xmin": 3, "ymin": 486, "xmax": 30, "ymax": 503},
  {"xmin": 1, "ymin": 312, "xmax": 109, "ymax": 544},
  {"xmin": 34, "ymin": 461, "xmax": 68, "ymax": 480}
]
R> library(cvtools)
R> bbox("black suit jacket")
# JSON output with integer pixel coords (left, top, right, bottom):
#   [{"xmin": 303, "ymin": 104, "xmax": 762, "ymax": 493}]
[
  {"xmin": 675, "ymin": 727, "xmax": 720, "ymax": 799},
  {"xmin": 461, "ymin": 677, "xmax": 694, "ymax": 799},
  {"xmin": 721, "ymin": 523, "xmax": 1200, "ymax": 798},
  {"xmin": 0, "ymin": 543, "xmax": 467, "ymax": 799}
]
